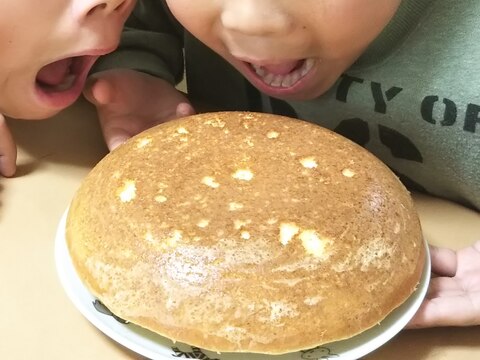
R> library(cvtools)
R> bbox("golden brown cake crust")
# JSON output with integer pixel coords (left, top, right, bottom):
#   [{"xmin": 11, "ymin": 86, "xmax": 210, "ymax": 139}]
[{"xmin": 66, "ymin": 111, "xmax": 425, "ymax": 354}]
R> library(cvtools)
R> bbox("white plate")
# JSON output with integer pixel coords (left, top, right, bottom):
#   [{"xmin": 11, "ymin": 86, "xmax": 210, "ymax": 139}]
[{"xmin": 55, "ymin": 210, "xmax": 430, "ymax": 360}]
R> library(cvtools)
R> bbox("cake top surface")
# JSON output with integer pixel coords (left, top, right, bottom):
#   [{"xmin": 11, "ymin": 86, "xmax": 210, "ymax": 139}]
[{"xmin": 66, "ymin": 111, "xmax": 425, "ymax": 354}]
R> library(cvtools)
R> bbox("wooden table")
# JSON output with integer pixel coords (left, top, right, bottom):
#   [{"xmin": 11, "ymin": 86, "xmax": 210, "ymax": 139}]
[{"xmin": 2, "ymin": 99, "xmax": 479, "ymax": 360}]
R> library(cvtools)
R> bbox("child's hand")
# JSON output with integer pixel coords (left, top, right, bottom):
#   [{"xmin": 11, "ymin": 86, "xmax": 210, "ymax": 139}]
[
  {"xmin": 0, "ymin": 114, "xmax": 17, "ymax": 177},
  {"xmin": 407, "ymin": 241, "xmax": 480, "ymax": 328},
  {"xmin": 84, "ymin": 69, "xmax": 195, "ymax": 150}
]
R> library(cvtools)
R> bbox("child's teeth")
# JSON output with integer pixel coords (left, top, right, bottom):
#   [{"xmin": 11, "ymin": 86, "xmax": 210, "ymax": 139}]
[
  {"xmin": 281, "ymin": 72, "xmax": 300, "ymax": 88},
  {"xmin": 263, "ymin": 72, "xmax": 275, "ymax": 85},
  {"xmin": 271, "ymin": 75, "xmax": 283, "ymax": 87},
  {"xmin": 252, "ymin": 64, "xmax": 266, "ymax": 77},
  {"xmin": 301, "ymin": 58, "xmax": 315, "ymax": 76},
  {"xmin": 251, "ymin": 59, "xmax": 314, "ymax": 88}
]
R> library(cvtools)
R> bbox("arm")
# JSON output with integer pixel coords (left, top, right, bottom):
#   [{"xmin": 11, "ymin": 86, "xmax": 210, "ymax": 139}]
[
  {"xmin": 85, "ymin": 0, "xmax": 194, "ymax": 150},
  {"xmin": 0, "ymin": 114, "xmax": 17, "ymax": 177},
  {"xmin": 407, "ymin": 241, "xmax": 480, "ymax": 328}
]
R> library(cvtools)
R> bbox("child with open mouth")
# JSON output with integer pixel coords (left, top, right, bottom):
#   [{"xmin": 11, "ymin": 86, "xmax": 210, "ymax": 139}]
[{"xmin": 0, "ymin": 0, "xmax": 135, "ymax": 177}]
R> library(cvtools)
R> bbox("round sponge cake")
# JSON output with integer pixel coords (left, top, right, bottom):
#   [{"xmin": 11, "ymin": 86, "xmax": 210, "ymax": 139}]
[{"xmin": 66, "ymin": 111, "xmax": 425, "ymax": 354}]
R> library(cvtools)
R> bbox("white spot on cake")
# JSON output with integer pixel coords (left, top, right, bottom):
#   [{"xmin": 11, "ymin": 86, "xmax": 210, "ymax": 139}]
[
  {"xmin": 234, "ymin": 219, "xmax": 251, "ymax": 230},
  {"xmin": 204, "ymin": 118, "xmax": 226, "ymax": 128},
  {"xmin": 232, "ymin": 169, "xmax": 254, "ymax": 181},
  {"xmin": 165, "ymin": 297, "xmax": 178, "ymax": 310},
  {"xmin": 197, "ymin": 219, "xmax": 210, "ymax": 228},
  {"xmin": 304, "ymin": 296, "xmax": 324, "ymax": 306},
  {"xmin": 118, "ymin": 180, "xmax": 136, "ymax": 202},
  {"xmin": 279, "ymin": 223, "xmax": 299, "ymax": 246},
  {"xmin": 300, "ymin": 156, "xmax": 318, "ymax": 169},
  {"xmin": 145, "ymin": 231, "xmax": 157, "ymax": 244},
  {"xmin": 155, "ymin": 195, "xmax": 168, "ymax": 203},
  {"xmin": 176, "ymin": 127, "xmax": 189, "ymax": 134},
  {"xmin": 158, "ymin": 182, "xmax": 168, "ymax": 190},
  {"xmin": 241, "ymin": 231, "xmax": 251, "ymax": 240},
  {"xmin": 136, "ymin": 137, "xmax": 152, "ymax": 148},
  {"xmin": 229, "ymin": 202, "xmax": 244, "ymax": 211},
  {"xmin": 300, "ymin": 230, "xmax": 330, "ymax": 259},
  {"xmin": 166, "ymin": 230, "xmax": 183, "ymax": 247},
  {"xmin": 201, "ymin": 176, "xmax": 220, "ymax": 188},
  {"xmin": 273, "ymin": 278, "xmax": 304, "ymax": 287},
  {"xmin": 243, "ymin": 122, "xmax": 250, "ymax": 129},
  {"xmin": 393, "ymin": 222, "xmax": 401, "ymax": 234},
  {"xmin": 120, "ymin": 249, "xmax": 133, "ymax": 258},
  {"xmin": 267, "ymin": 130, "xmax": 279, "ymax": 139},
  {"xmin": 244, "ymin": 136, "xmax": 254, "ymax": 146},
  {"xmin": 342, "ymin": 168, "xmax": 355, "ymax": 177}
]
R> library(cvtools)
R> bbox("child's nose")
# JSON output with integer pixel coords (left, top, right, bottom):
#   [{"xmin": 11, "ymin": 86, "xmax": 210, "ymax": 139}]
[
  {"xmin": 82, "ymin": 0, "xmax": 132, "ymax": 18},
  {"xmin": 220, "ymin": 0, "xmax": 293, "ymax": 37}
]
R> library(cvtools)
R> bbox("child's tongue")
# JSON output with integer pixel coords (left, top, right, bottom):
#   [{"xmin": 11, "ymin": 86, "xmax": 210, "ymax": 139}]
[
  {"xmin": 259, "ymin": 60, "xmax": 302, "ymax": 75},
  {"xmin": 36, "ymin": 58, "xmax": 73, "ymax": 86}
]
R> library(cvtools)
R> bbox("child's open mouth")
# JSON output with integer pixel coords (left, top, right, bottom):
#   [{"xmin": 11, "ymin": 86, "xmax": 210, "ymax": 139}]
[
  {"xmin": 35, "ymin": 55, "xmax": 98, "ymax": 108},
  {"xmin": 248, "ymin": 58, "xmax": 315, "ymax": 88}
]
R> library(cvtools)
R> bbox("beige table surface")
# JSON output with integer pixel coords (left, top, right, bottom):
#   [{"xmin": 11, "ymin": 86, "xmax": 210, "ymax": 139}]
[{"xmin": 1, "ymin": 99, "xmax": 479, "ymax": 360}]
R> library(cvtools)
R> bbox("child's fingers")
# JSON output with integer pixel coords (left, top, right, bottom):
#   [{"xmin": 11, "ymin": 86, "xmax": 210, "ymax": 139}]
[
  {"xmin": 176, "ymin": 102, "xmax": 196, "ymax": 118},
  {"xmin": 407, "ymin": 294, "xmax": 478, "ymax": 328},
  {"xmin": 83, "ymin": 77, "xmax": 114, "ymax": 106},
  {"xmin": 425, "ymin": 277, "xmax": 462, "ymax": 299},
  {"xmin": 0, "ymin": 115, "xmax": 17, "ymax": 177},
  {"xmin": 429, "ymin": 245, "xmax": 457, "ymax": 277},
  {"xmin": 100, "ymin": 123, "xmax": 130, "ymax": 151}
]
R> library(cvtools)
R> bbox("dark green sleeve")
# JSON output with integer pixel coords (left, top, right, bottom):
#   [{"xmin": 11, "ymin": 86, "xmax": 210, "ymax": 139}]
[{"xmin": 91, "ymin": 0, "xmax": 184, "ymax": 85}]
